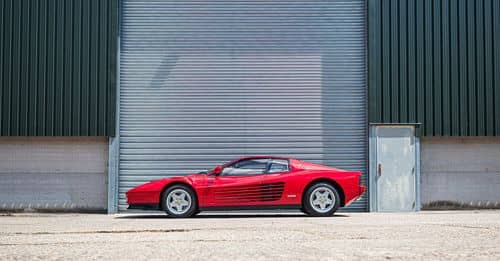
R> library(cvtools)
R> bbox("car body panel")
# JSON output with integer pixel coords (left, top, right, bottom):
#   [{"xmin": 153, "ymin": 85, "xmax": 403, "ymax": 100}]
[{"xmin": 126, "ymin": 156, "xmax": 366, "ymax": 211}]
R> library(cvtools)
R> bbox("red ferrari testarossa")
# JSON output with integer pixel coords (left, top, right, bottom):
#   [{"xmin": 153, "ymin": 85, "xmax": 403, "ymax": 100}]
[{"xmin": 126, "ymin": 156, "xmax": 366, "ymax": 217}]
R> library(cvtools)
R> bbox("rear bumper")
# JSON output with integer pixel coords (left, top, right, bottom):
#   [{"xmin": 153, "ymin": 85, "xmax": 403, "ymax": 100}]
[
  {"xmin": 359, "ymin": 185, "xmax": 366, "ymax": 195},
  {"xmin": 344, "ymin": 185, "xmax": 367, "ymax": 207}
]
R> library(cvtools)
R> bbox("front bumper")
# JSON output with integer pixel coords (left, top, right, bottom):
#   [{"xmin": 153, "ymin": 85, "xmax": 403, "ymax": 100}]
[{"xmin": 127, "ymin": 203, "xmax": 161, "ymax": 210}]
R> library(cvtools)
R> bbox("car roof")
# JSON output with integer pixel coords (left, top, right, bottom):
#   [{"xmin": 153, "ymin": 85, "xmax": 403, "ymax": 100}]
[
  {"xmin": 237, "ymin": 155, "xmax": 291, "ymax": 161},
  {"xmin": 223, "ymin": 155, "xmax": 293, "ymax": 166}
]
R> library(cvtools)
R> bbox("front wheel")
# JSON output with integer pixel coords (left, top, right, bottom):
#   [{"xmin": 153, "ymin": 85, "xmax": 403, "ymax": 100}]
[
  {"xmin": 162, "ymin": 184, "xmax": 198, "ymax": 218},
  {"xmin": 303, "ymin": 183, "xmax": 340, "ymax": 217}
]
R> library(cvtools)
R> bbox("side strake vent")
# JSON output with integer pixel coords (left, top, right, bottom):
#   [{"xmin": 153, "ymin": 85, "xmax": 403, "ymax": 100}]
[
  {"xmin": 260, "ymin": 182, "xmax": 285, "ymax": 201},
  {"xmin": 214, "ymin": 182, "xmax": 285, "ymax": 203}
]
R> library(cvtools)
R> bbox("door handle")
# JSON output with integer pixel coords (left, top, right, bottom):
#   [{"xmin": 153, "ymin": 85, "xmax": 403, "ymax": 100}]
[{"xmin": 377, "ymin": 163, "xmax": 382, "ymax": 177}]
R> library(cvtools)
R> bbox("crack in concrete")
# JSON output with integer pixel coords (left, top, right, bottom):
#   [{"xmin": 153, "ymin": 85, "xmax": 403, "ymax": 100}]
[
  {"xmin": 428, "ymin": 223, "xmax": 495, "ymax": 230},
  {"xmin": 3, "ymin": 228, "xmax": 201, "ymax": 236},
  {"xmin": 0, "ymin": 226, "xmax": 320, "ymax": 236}
]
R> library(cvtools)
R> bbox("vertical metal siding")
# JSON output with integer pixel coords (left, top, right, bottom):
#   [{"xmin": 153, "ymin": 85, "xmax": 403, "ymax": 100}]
[
  {"xmin": 368, "ymin": 0, "xmax": 500, "ymax": 136},
  {"xmin": 0, "ymin": 0, "xmax": 118, "ymax": 136},
  {"xmin": 119, "ymin": 0, "xmax": 367, "ymax": 211}
]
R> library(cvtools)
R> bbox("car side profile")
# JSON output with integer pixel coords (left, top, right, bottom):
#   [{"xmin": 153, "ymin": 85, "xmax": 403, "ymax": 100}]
[{"xmin": 126, "ymin": 156, "xmax": 366, "ymax": 217}]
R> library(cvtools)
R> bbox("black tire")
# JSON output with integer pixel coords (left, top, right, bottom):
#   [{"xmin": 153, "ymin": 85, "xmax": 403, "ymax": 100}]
[
  {"xmin": 302, "ymin": 182, "xmax": 340, "ymax": 217},
  {"xmin": 161, "ymin": 184, "xmax": 198, "ymax": 218}
]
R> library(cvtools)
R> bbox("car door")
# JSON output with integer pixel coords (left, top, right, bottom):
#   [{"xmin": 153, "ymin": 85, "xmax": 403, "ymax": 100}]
[
  {"xmin": 207, "ymin": 158, "xmax": 269, "ymax": 207},
  {"xmin": 259, "ymin": 158, "xmax": 295, "ymax": 204}
]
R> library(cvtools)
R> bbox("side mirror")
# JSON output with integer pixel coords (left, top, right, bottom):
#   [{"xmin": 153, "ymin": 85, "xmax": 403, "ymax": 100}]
[{"xmin": 212, "ymin": 165, "xmax": 222, "ymax": 176}]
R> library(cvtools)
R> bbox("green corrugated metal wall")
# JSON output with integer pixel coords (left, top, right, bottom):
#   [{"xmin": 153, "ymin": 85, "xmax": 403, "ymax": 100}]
[
  {"xmin": 0, "ymin": 0, "xmax": 118, "ymax": 136},
  {"xmin": 369, "ymin": 0, "xmax": 500, "ymax": 136}
]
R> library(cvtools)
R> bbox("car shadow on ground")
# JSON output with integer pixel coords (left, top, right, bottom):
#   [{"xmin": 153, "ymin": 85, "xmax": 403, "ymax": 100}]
[{"xmin": 115, "ymin": 213, "xmax": 350, "ymax": 219}]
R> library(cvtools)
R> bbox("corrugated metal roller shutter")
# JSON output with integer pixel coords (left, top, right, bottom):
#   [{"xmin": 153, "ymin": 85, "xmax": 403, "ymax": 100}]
[{"xmin": 119, "ymin": 0, "xmax": 367, "ymax": 211}]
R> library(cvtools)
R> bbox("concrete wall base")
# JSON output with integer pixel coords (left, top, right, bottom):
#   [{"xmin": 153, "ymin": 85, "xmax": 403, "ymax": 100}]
[
  {"xmin": 0, "ymin": 137, "xmax": 108, "ymax": 211},
  {"xmin": 422, "ymin": 200, "xmax": 500, "ymax": 210},
  {"xmin": 421, "ymin": 137, "xmax": 500, "ymax": 209}
]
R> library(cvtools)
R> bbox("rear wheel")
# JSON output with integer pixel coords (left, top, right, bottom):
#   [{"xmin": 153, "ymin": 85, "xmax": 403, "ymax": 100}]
[
  {"xmin": 162, "ymin": 184, "xmax": 198, "ymax": 218},
  {"xmin": 303, "ymin": 183, "xmax": 340, "ymax": 217}
]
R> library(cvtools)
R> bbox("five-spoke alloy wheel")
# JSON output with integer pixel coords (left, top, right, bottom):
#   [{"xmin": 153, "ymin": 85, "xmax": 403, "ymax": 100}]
[
  {"xmin": 162, "ymin": 184, "xmax": 198, "ymax": 218},
  {"xmin": 303, "ymin": 182, "xmax": 340, "ymax": 217}
]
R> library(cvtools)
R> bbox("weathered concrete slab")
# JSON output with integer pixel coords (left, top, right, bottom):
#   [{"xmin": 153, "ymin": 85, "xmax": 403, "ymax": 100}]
[
  {"xmin": 421, "ymin": 137, "xmax": 500, "ymax": 209},
  {"xmin": 0, "ymin": 211, "xmax": 499, "ymax": 260},
  {"xmin": 0, "ymin": 137, "xmax": 108, "ymax": 211}
]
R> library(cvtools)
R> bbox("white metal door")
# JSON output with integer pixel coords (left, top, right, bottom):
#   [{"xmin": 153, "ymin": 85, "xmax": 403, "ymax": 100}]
[{"xmin": 374, "ymin": 126, "xmax": 417, "ymax": 212}]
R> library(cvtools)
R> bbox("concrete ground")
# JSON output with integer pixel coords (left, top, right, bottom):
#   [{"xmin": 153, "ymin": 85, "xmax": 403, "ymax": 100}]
[{"xmin": 0, "ymin": 211, "xmax": 499, "ymax": 260}]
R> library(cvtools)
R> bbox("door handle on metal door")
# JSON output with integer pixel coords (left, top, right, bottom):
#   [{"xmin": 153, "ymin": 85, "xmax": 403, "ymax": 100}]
[{"xmin": 377, "ymin": 163, "xmax": 382, "ymax": 177}]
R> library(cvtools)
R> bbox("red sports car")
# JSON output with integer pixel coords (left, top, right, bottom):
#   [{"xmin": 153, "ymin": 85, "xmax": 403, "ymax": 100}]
[{"xmin": 126, "ymin": 156, "xmax": 366, "ymax": 217}]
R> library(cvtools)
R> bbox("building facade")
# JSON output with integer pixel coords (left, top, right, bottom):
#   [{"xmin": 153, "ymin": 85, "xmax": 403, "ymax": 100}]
[
  {"xmin": 0, "ymin": 0, "xmax": 118, "ymax": 211},
  {"xmin": 0, "ymin": 0, "xmax": 498, "ymax": 212},
  {"xmin": 368, "ymin": 0, "xmax": 500, "ymax": 209}
]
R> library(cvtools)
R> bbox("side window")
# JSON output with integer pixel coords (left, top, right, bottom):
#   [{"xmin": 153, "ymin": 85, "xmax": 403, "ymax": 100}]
[
  {"xmin": 267, "ymin": 159, "xmax": 289, "ymax": 173},
  {"xmin": 221, "ymin": 159, "xmax": 268, "ymax": 176}
]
